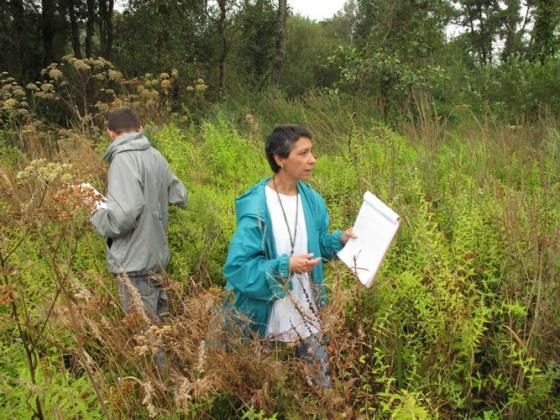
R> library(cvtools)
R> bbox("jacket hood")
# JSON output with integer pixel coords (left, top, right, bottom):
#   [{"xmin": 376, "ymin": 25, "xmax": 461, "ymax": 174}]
[
  {"xmin": 234, "ymin": 178, "xmax": 314, "ymax": 223},
  {"xmin": 103, "ymin": 132, "xmax": 151, "ymax": 162},
  {"xmin": 234, "ymin": 178, "xmax": 271, "ymax": 222}
]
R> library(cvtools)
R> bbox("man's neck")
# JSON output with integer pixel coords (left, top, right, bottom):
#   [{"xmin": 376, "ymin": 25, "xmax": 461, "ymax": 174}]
[{"xmin": 110, "ymin": 129, "xmax": 140, "ymax": 142}]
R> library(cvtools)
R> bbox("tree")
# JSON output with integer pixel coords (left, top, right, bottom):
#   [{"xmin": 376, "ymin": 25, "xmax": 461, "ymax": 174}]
[
  {"xmin": 498, "ymin": 0, "xmax": 528, "ymax": 61},
  {"xmin": 98, "ymin": 0, "xmax": 114, "ymax": 59},
  {"xmin": 281, "ymin": 15, "xmax": 341, "ymax": 95},
  {"xmin": 112, "ymin": 0, "xmax": 209, "ymax": 76},
  {"xmin": 217, "ymin": 0, "xmax": 228, "ymax": 91},
  {"xmin": 85, "ymin": 0, "xmax": 95, "ymax": 57},
  {"xmin": 8, "ymin": 0, "xmax": 26, "ymax": 78},
  {"xmin": 233, "ymin": 0, "xmax": 276, "ymax": 86},
  {"xmin": 66, "ymin": 0, "xmax": 82, "ymax": 58},
  {"xmin": 42, "ymin": 0, "xmax": 57, "ymax": 65},
  {"xmin": 453, "ymin": 0, "xmax": 504, "ymax": 65},
  {"xmin": 271, "ymin": 0, "xmax": 287, "ymax": 86},
  {"xmin": 531, "ymin": 0, "xmax": 560, "ymax": 61},
  {"xmin": 355, "ymin": 0, "xmax": 453, "ymax": 64}
]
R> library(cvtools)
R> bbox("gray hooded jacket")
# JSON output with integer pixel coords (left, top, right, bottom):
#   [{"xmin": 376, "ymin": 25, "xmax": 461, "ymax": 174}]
[{"xmin": 91, "ymin": 132, "xmax": 187, "ymax": 274}]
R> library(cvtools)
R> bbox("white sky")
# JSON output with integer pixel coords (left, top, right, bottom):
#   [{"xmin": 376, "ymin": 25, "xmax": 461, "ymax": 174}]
[{"xmin": 289, "ymin": 0, "xmax": 348, "ymax": 21}]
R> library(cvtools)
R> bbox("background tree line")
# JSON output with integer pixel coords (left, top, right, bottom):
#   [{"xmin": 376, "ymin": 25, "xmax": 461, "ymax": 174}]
[
  {"xmin": 1, "ymin": 1, "xmax": 559, "ymax": 418},
  {"xmin": 1, "ymin": 0, "xmax": 560, "ymax": 122}
]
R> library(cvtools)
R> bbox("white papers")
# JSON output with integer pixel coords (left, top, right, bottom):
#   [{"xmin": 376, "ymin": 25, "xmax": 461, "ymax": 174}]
[
  {"xmin": 337, "ymin": 191, "xmax": 400, "ymax": 288},
  {"xmin": 78, "ymin": 182, "xmax": 107, "ymax": 212}
]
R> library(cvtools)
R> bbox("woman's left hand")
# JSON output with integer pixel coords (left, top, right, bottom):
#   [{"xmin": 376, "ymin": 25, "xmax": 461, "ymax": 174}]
[{"xmin": 340, "ymin": 228, "xmax": 357, "ymax": 245}]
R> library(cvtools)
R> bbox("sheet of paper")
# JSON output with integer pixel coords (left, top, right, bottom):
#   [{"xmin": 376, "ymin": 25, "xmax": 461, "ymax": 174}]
[
  {"xmin": 337, "ymin": 191, "xmax": 400, "ymax": 288},
  {"xmin": 78, "ymin": 182, "xmax": 107, "ymax": 212}
]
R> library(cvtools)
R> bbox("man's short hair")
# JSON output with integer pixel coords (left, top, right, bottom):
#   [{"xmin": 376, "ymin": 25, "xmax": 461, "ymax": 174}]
[
  {"xmin": 265, "ymin": 125, "xmax": 312, "ymax": 173},
  {"xmin": 107, "ymin": 107, "xmax": 141, "ymax": 133}
]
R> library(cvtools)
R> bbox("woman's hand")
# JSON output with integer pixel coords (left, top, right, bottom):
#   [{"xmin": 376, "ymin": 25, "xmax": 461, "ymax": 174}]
[
  {"xmin": 289, "ymin": 253, "xmax": 321, "ymax": 273},
  {"xmin": 340, "ymin": 228, "xmax": 357, "ymax": 245}
]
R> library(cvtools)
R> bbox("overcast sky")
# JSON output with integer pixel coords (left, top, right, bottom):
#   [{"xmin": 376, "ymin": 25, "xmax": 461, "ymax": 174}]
[{"xmin": 289, "ymin": 0, "xmax": 348, "ymax": 21}]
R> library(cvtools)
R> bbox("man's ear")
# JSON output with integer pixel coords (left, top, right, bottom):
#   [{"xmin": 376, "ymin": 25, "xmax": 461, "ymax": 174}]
[{"xmin": 107, "ymin": 129, "xmax": 118, "ymax": 140}]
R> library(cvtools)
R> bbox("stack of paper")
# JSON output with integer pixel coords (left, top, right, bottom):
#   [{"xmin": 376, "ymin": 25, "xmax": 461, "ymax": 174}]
[{"xmin": 337, "ymin": 191, "xmax": 400, "ymax": 288}]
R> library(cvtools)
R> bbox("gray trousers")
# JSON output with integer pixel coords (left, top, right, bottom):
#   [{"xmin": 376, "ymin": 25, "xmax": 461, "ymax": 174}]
[
  {"xmin": 116, "ymin": 273, "xmax": 170, "ymax": 378},
  {"xmin": 117, "ymin": 273, "xmax": 169, "ymax": 322}
]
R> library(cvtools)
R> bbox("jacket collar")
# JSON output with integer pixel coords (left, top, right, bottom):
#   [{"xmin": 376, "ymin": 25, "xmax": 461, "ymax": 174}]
[{"xmin": 103, "ymin": 131, "xmax": 150, "ymax": 162}]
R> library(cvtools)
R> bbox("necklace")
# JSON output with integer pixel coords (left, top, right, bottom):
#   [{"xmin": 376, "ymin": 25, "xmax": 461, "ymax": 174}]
[{"xmin": 272, "ymin": 175, "xmax": 298, "ymax": 256}]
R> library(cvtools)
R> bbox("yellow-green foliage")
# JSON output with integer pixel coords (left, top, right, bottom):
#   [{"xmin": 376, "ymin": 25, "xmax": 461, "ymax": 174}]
[
  {"xmin": 0, "ymin": 104, "xmax": 559, "ymax": 418},
  {"xmin": 152, "ymin": 121, "xmax": 269, "ymax": 285}
]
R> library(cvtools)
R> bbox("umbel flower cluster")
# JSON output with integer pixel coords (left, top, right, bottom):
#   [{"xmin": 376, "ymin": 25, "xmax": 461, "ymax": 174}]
[
  {"xmin": 1, "ymin": 56, "xmax": 203, "ymax": 134},
  {"xmin": 16, "ymin": 159, "xmax": 73, "ymax": 184},
  {"xmin": 14, "ymin": 158, "xmax": 99, "ymax": 221},
  {"xmin": 1, "ymin": 73, "xmax": 30, "ymax": 125},
  {"xmin": 185, "ymin": 78, "xmax": 208, "ymax": 94}
]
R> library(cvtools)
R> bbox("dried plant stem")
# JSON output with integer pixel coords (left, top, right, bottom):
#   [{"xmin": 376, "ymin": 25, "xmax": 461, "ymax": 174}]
[
  {"xmin": 0, "ymin": 185, "xmax": 50, "ymax": 419},
  {"xmin": 64, "ymin": 292, "xmax": 112, "ymax": 419},
  {"xmin": 41, "ymin": 227, "xmax": 113, "ymax": 418}
]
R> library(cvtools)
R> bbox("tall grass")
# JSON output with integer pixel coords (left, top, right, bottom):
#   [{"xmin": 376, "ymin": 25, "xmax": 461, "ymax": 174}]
[{"xmin": 0, "ymin": 92, "xmax": 558, "ymax": 417}]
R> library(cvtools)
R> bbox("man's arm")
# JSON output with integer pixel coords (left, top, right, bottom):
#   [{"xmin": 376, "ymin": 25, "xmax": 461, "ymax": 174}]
[
  {"xmin": 91, "ymin": 154, "xmax": 145, "ymax": 238},
  {"xmin": 167, "ymin": 167, "xmax": 187, "ymax": 208}
]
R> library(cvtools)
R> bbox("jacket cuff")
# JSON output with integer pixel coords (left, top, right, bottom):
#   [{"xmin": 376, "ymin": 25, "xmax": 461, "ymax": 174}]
[
  {"xmin": 266, "ymin": 255, "xmax": 290, "ymax": 300},
  {"xmin": 89, "ymin": 209, "xmax": 104, "ymax": 234},
  {"xmin": 330, "ymin": 230, "xmax": 345, "ymax": 252},
  {"xmin": 277, "ymin": 254, "xmax": 290, "ymax": 277}
]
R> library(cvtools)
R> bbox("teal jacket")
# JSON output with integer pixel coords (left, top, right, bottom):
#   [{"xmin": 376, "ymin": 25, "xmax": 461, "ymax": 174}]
[{"xmin": 223, "ymin": 178, "xmax": 343, "ymax": 336}]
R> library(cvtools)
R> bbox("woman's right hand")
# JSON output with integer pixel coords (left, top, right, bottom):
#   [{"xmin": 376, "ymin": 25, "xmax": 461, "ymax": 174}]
[{"xmin": 289, "ymin": 253, "xmax": 321, "ymax": 273}]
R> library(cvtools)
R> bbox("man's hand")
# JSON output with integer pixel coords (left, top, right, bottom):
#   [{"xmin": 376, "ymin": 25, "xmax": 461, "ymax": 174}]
[{"xmin": 77, "ymin": 183, "xmax": 107, "ymax": 214}]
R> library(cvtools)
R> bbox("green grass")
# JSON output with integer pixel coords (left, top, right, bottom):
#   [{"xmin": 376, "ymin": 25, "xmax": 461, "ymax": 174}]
[{"xmin": 0, "ymin": 101, "xmax": 559, "ymax": 417}]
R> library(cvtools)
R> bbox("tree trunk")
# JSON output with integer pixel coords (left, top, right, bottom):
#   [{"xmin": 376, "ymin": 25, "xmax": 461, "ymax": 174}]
[
  {"xmin": 86, "ymin": 0, "xmax": 95, "ymax": 57},
  {"xmin": 98, "ymin": 0, "xmax": 107, "ymax": 57},
  {"xmin": 217, "ymin": 0, "xmax": 228, "ymax": 92},
  {"xmin": 97, "ymin": 0, "xmax": 114, "ymax": 59},
  {"xmin": 106, "ymin": 0, "xmax": 114, "ymax": 59},
  {"xmin": 271, "ymin": 0, "xmax": 287, "ymax": 86},
  {"xmin": 11, "ymin": 0, "xmax": 25, "ymax": 79},
  {"xmin": 67, "ymin": 0, "xmax": 82, "ymax": 58},
  {"xmin": 42, "ymin": 0, "xmax": 56, "ymax": 65}
]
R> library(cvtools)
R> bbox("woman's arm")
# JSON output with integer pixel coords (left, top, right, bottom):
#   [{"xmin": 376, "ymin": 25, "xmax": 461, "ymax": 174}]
[
  {"xmin": 315, "ymin": 195, "xmax": 344, "ymax": 261},
  {"xmin": 224, "ymin": 216, "xmax": 290, "ymax": 301}
]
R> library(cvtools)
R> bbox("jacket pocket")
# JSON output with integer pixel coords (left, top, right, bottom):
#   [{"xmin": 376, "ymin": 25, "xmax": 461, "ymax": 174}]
[{"xmin": 108, "ymin": 237, "xmax": 128, "ymax": 270}]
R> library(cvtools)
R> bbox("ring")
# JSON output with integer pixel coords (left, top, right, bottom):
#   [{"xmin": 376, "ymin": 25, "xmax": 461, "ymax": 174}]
[{"xmin": 304, "ymin": 259, "xmax": 308, "ymax": 267}]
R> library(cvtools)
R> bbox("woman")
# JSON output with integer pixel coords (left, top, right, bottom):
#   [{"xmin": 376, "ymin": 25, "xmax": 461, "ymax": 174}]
[{"xmin": 223, "ymin": 125, "xmax": 354, "ymax": 388}]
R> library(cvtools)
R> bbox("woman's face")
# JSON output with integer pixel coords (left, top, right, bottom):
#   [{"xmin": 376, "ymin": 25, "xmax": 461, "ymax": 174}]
[{"xmin": 275, "ymin": 136, "xmax": 316, "ymax": 180}]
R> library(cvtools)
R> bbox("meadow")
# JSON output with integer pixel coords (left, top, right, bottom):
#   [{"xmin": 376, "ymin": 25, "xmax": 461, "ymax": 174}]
[{"xmin": 1, "ymin": 90, "xmax": 559, "ymax": 418}]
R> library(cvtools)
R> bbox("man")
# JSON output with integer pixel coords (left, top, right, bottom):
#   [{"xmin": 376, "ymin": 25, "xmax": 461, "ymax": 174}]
[{"xmin": 91, "ymin": 106, "xmax": 187, "ymax": 322}]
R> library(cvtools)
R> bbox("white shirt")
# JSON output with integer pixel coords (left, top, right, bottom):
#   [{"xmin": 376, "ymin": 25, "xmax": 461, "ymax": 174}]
[{"xmin": 264, "ymin": 185, "xmax": 320, "ymax": 342}]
